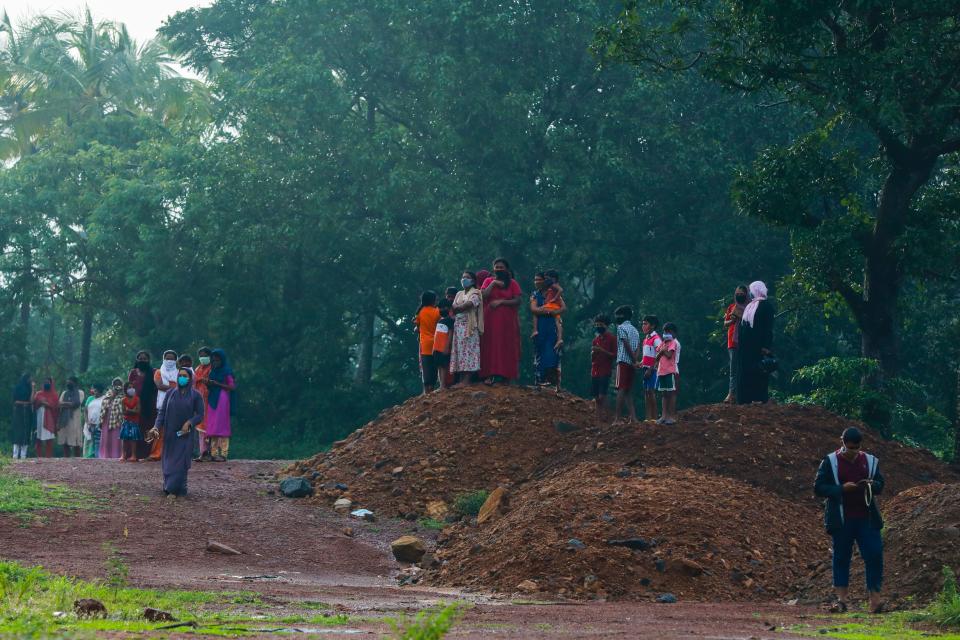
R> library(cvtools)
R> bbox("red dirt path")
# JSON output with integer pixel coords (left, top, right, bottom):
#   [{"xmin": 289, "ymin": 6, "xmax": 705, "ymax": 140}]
[{"xmin": 0, "ymin": 459, "xmax": 830, "ymax": 638}]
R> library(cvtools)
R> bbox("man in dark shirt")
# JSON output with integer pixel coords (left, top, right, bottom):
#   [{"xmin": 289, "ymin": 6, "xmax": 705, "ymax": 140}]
[{"xmin": 814, "ymin": 427, "xmax": 885, "ymax": 613}]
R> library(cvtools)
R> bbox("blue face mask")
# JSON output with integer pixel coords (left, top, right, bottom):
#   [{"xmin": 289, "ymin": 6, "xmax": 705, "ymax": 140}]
[
  {"xmin": 177, "ymin": 376, "xmax": 190, "ymax": 387},
  {"xmin": 461, "ymin": 278, "xmax": 474, "ymax": 288}
]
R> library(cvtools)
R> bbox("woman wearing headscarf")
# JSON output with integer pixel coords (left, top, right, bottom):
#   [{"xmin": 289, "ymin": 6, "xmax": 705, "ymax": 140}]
[
  {"xmin": 98, "ymin": 378, "xmax": 125, "ymax": 459},
  {"xmin": 204, "ymin": 349, "xmax": 236, "ymax": 462},
  {"xmin": 32, "ymin": 377, "xmax": 59, "ymax": 458},
  {"xmin": 479, "ymin": 258, "xmax": 523, "ymax": 385},
  {"xmin": 57, "ymin": 376, "xmax": 85, "ymax": 457},
  {"xmin": 737, "ymin": 281, "xmax": 775, "ymax": 404},
  {"xmin": 148, "ymin": 367, "xmax": 205, "ymax": 496},
  {"xmin": 11, "ymin": 374, "xmax": 34, "ymax": 459},
  {"xmin": 450, "ymin": 271, "xmax": 483, "ymax": 385},
  {"xmin": 128, "ymin": 351, "xmax": 158, "ymax": 461},
  {"xmin": 148, "ymin": 350, "xmax": 179, "ymax": 461}
]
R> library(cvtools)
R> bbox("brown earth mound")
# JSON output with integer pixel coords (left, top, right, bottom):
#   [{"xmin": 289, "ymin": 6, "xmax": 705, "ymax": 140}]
[
  {"xmin": 287, "ymin": 387, "xmax": 957, "ymax": 519},
  {"xmin": 424, "ymin": 463, "xmax": 829, "ymax": 601},
  {"xmin": 800, "ymin": 482, "xmax": 960, "ymax": 605}
]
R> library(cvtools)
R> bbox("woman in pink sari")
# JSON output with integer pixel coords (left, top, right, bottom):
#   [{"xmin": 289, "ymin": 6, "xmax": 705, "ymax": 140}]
[{"xmin": 480, "ymin": 258, "xmax": 522, "ymax": 385}]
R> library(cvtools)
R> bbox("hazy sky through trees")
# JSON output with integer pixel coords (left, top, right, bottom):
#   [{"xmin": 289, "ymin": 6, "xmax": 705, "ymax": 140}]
[{"xmin": 1, "ymin": 1, "xmax": 211, "ymax": 42}]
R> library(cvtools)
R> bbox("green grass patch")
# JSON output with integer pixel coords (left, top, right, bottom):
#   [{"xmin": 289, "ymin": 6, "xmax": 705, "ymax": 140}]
[
  {"xmin": 451, "ymin": 490, "xmax": 489, "ymax": 517},
  {"xmin": 0, "ymin": 560, "xmax": 353, "ymax": 638},
  {"xmin": 417, "ymin": 517, "xmax": 446, "ymax": 531},
  {"xmin": 388, "ymin": 602, "xmax": 465, "ymax": 639},
  {"xmin": 0, "ymin": 459, "xmax": 98, "ymax": 521}
]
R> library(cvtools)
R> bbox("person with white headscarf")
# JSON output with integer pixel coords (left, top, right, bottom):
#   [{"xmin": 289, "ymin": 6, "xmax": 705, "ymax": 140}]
[{"xmin": 737, "ymin": 281, "xmax": 775, "ymax": 404}]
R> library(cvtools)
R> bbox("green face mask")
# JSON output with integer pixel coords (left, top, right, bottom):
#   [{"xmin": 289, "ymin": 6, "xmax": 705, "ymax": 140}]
[{"xmin": 199, "ymin": 356, "xmax": 211, "ymax": 366}]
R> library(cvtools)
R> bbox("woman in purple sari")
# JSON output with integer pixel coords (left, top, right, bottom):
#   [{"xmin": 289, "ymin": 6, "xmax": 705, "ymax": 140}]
[{"xmin": 148, "ymin": 367, "xmax": 204, "ymax": 497}]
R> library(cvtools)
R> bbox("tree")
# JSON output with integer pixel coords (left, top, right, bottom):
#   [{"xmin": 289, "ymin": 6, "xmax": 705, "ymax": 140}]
[{"xmin": 598, "ymin": 1, "xmax": 960, "ymax": 386}]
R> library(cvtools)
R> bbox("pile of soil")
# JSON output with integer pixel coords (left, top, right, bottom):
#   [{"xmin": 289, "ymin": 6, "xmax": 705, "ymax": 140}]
[
  {"xmin": 425, "ymin": 463, "xmax": 829, "ymax": 601},
  {"xmin": 286, "ymin": 386, "xmax": 959, "ymax": 602},
  {"xmin": 287, "ymin": 387, "xmax": 957, "ymax": 519},
  {"xmin": 800, "ymin": 482, "xmax": 960, "ymax": 605}
]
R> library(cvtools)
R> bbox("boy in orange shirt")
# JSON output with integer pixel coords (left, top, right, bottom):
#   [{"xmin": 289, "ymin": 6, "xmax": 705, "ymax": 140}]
[{"xmin": 414, "ymin": 290, "xmax": 441, "ymax": 394}]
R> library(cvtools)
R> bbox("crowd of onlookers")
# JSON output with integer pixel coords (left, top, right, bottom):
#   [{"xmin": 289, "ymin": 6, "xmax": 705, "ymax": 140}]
[
  {"xmin": 413, "ymin": 258, "xmax": 776, "ymax": 424},
  {"xmin": 9, "ymin": 348, "xmax": 236, "ymax": 466}
]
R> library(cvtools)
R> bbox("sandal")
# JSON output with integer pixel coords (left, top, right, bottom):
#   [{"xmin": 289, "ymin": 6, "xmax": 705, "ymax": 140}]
[{"xmin": 829, "ymin": 601, "xmax": 848, "ymax": 614}]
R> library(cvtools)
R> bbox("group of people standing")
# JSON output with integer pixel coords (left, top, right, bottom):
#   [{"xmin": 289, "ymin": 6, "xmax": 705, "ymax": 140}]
[
  {"xmin": 9, "ymin": 348, "xmax": 237, "ymax": 496},
  {"xmin": 413, "ymin": 261, "xmax": 776, "ymax": 425}
]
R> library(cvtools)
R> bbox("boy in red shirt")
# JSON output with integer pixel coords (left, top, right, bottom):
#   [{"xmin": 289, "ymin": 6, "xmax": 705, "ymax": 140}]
[
  {"xmin": 414, "ymin": 291, "xmax": 441, "ymax": 394},
  {"xmin": 590, "ymin": 313, "xmax": 617, "ymax": 422},
  {"xmin": 723, "ymin": 285, "xmax": 748, "ymax": 403}
]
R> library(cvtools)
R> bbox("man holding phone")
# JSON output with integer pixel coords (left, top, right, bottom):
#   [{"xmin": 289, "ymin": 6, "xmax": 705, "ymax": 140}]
[{"xmin": 814, "ymin": 427, "xmax": 886, "ymax": 613}]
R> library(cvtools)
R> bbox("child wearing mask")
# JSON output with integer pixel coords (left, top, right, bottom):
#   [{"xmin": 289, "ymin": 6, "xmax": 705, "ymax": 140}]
[
  {"xmin": 433, "ymin": 298, "xmax": 455, "ymax": 390},
  {"xmin": 655, "ymin": 322, "xmax": 681, "ymax": 425},
  {"xmin": 83, "ymin": 383, "xmax": 104, "ymax": 458},
  {"xmin": 119, "ymin": 382, "xmax": 142, "ymax": 462},
  {"xmin": 414, "ymin": 290, "xmax": 442, "ymax": 394},
  {"xmin": 590, "ymin": 314, "xmax": 617, "ymax": 422},
  {"xmin": 193, "ymin": 347, "xmax": 212, "ymax": 461}
]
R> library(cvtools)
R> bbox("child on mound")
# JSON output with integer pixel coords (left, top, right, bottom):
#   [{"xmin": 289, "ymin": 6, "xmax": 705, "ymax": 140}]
[{"xmin": 532, "ymin": 269, "xmax": 565, "ymax": 350}]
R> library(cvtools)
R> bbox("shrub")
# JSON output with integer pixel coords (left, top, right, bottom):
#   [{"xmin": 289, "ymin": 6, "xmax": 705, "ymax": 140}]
[
  {"xmin": 930, "ymin": 566, "xmax": 960, "ymax": 628},
  {"xmin": 452, "ymin": 490, "xmax": 489, "ymax": 517}
]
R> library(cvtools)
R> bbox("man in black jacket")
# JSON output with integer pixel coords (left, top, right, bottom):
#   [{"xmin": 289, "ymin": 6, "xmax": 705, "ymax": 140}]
[{"xmin": 814, "ymin": 427, "xmax": 885, "ymax": 613}]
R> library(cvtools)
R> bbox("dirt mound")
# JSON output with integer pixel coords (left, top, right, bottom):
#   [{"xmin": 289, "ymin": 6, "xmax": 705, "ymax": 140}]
[
  {"xmin": 287, "ymin": 386, "xmax": 601, "ymax": 518},
  {"xmin": 287, "ymin": 388, "xmax": 957, "ymax": 519},
  {"xmin": 424, "ymin": 463, "xmax": 829, "ymax": 601},
  {"xmin": 801, "ymin": 482, "xmax": 960, "ymax": 605}
]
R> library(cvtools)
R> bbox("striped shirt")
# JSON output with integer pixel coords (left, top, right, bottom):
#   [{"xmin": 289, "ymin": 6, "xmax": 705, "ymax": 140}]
[{"xmin": 616, "ymin": 321, "xmax": 641, "ymax": 365}]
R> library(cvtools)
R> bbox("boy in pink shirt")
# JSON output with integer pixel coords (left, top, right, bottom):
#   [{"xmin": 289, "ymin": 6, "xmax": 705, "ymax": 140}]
[{"xmin": 655, "ymin": 322, "xmax": 681, "ymax": 425}]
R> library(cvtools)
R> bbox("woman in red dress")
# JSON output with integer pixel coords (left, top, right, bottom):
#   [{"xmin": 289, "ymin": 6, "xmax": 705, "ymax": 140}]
[{"xmin": 480, "ymin": 258, "xmax": 522, "ymax": 385}]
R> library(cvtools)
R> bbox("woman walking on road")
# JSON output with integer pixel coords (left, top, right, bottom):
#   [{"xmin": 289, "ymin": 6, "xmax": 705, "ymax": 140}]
[{"xmin": 149, "ymin": 367, "xmax": 205, "ymax": 497}]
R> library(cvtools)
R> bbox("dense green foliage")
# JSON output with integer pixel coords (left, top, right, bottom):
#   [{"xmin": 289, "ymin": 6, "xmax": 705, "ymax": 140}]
[{"xmin": 1, "ymin": 2, "xmax": 957, "ymax": 458}]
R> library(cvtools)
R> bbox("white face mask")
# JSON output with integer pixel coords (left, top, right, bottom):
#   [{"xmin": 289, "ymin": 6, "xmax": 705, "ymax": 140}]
[
  {"xmin": 125, "ymin": 388, "xmax": 135, "ymax": 397},
  {"xmin": 162, "ymin": 360, "xmax": 177, "ymax": 371}
]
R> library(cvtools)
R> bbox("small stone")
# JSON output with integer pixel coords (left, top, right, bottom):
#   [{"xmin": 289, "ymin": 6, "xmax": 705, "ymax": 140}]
[
  {"xmin": 74, "ymin": 599, "xmax": 107, "ymax": 618},
  {"xmin": 477, "ymin": 487, "xmax": 508, "ymax": 525},
  {"xmin": 391, "ymin": 488, "xmax": 404, "ymax": 497},
  {"xmin": 391, "ymin": 536, "xmax": 427, "ymax": 563},
  {"xmin": 567, "ymin": 538, "xmax": 586, "ymax": 551},
  {"xmin": 471, "ymin": 391, "xmax": 488, "ymax": 399},
  {"xmin": 484, "ymin": 430, "xmax": 497, "ymax": 437},
  {"xmin": 554, "ymin": 421, "xmax": 579, "ymax": 434},
  {"xmin": 607, "ymin": 537, "xmax": 653, "ymax": 551},
  {"xmin": 143, "ymin": 608, "xmax": 176, "ymax": 622},
  {"xmin": 940, "ymin": 526, "xmax": 960, "ymax": 539},
  {"xmin": 656, "ymin": 593, "xmax": 677, "ymax": 604},
  {"xmin": 426, "ymin": 500, "xmax": 449, "ymax": 519},
  {"xmin": 392, "ymin": 466, "xmax": 404, "ymax": 476},
  {"xmin": 640, "ymin": 578, "xmax": 651, "ymax": 586},
  {"xmin": 600, "ymin": 513, "xmax": 615, "ymax": 523},
  {"xmin": 419, "ymin": 552, "xmax": 440, "ymax": 569},
  {"xmin": 279, "ymin": 477, "xmax": 313, "ymax": 498},
  {"xmin": 333, "ymin": 498, "xmax": 352, "ymax": 512},
  {"xmin": 374, "ymin": 459, "xmax": 391, "ymax": 470},
  {"xmin": 335, "ymin": 483, "xmax": 348, "ymax": 491},
  {"xmin": 516, "ymin": 579, "xmax": 539, "ymax": 593},
  {"xmin": 342, "ymin": 527, "xmax": 354, "ymax": 537},
  {"xmin": 678, "ymin": 558, "xmax": 705, "ymax": 576},
  {"xmin": 206, "ymin": 540, "xmax": 242, "ymax": 555},
  {"xmin": 655, "ymin": 559, "xmax": 666, "ymax": 573},
  {"xmin": 614, "ymin": 469, "xmax": 631, "ymax": 478}
]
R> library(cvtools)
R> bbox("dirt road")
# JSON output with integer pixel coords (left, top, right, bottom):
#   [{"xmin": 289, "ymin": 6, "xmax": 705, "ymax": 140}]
[{"xmin": 1, "ymin": 459, "xmax": 826, "ymax": 638}]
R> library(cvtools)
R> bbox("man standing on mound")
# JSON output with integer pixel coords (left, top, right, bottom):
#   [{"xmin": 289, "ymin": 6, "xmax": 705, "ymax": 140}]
[{"xmin": 814, "ymin": 427, "xmax": 886, "ymax": 613}]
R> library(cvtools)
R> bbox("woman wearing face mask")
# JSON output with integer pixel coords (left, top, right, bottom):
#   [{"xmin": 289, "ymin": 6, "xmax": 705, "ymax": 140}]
[
  {"xmin": 723, "ymin": 285, "xmax": 749, "ymax": 403},
  {"xmin": 449, "ymin": 272, "xmax": 483, "ymax": 385},
  {"xmin": 148, "ymin": 350, "xmax": 179, "ymax": 461},
  {"xmin": 98, "ymin": 378, "xmax": 125, "ymax": 459},
  {"xmin": 11, "ymin": 374, "xmax": 34, "ymax": 459},
  {"xmin": 148, "ymin": 368, "xmax": 205, "ymax": 496},
  {"xmin": 56, "ymin": 376, "xmax": 86, "ymax": 458},
  {"xmin": 737, "ymin": 281, "xmax": 775, "ymax": 404},
  {"xmin": 204, "ymin": 349, "xmax": 236, "ymax": 462},
  {"xmin": 192, "ymin": 347, "xmax": 213, "ymax": 461},
  {"xmin": 480, "ymin": 258, "xmax": 523, "ymax": 385},
  {"xmin": 32, "ymin": 377, "xmax": 59, "ymax": 458},
  {"xmin": 128, "ymin": 351, "xmax": 158, "ymax": 460}
]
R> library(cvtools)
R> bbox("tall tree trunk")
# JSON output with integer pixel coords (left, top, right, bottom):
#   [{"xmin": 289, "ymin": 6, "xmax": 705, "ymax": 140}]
[
  {"xmin": 353, "ymin": 311, "xmax": 375, "ymax": 388},
  {"xmin": 955, "ymin": 364, "xmax": 960, "ymax": 464},
  {"xmin": 80, "ymin": 307, "xmax": 93, "ymax": 373},
  {"xmin": 844, "ymin": 158, "xmax": 935, "ymax": 434}
]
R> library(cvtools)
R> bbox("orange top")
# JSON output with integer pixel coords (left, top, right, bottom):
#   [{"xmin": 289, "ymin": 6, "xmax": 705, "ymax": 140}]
[
  {"xmin": 415, "ymin": 306, "xmax": 442, "ymax": 355},
  {"xmin": 542, "ymin": 285, "xmax": 563, "ymax": 312},
  {"xmin": 433, "ymin": 320, "xmax": 452, "ymax": 355}
]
